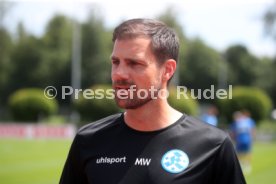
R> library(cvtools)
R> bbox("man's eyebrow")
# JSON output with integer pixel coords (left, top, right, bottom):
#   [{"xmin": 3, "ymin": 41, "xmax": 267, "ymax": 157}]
[
  {"xmin": 110, "ymin": 56, "xmax": 146, "ymax": 64},
  {"xmin": 125, "ymin": 58, "xmax": 139, "ymax": 62},
  {"xmin": 110, "ymin": 56, "xmax": 119, "ymax": 60}
]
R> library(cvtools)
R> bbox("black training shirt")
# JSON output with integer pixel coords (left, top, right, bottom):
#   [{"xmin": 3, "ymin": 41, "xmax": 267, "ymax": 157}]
[{"xmin": 60, "ymin": 113, "xmax": 246, "ymax": 184}]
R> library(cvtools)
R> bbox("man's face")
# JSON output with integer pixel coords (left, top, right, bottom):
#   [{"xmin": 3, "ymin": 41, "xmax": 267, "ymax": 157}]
[{"xmin": 111, "ymin": 37, "xmax": 164, "ymax": 109}]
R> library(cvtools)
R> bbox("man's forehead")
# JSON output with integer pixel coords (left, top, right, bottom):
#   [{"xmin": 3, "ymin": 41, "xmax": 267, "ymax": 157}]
[
  {"xmin": 111, "ymin": 37, "xmax": 159, "ymax": 65},
  {"xmin": 113, "ymin": 38, "xmax": 151, "ymax": 52}
]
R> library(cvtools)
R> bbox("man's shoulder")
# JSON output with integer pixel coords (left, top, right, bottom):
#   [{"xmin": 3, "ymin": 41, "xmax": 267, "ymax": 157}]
[
  {"xmin": 77, "ymin": 113, "xmax": 123, "ymax": 136},
  {"xmin": 184, "ymin": 115, "xmax": 229, "ymax": 144}
]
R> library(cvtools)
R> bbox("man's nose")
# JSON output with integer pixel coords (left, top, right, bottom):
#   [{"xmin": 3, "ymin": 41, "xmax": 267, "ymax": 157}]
[{"xmin": 112, "ymin": 64, "xmax": 129, "ymax": 81}]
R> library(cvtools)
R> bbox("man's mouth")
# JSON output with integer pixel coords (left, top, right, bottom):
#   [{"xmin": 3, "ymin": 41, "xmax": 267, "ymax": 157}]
[{"xmin": 114, "ymin": 86, "xmax": 130, "ymax": 90}]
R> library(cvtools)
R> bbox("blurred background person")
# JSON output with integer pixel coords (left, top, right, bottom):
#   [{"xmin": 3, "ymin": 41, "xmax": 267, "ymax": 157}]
[
  {"xmin": 230, "ymin": 110, "xmax": 256, "ymax": 174},
  {"xmin": 201, "ymin": 105, "xmax": 218, "ymax": 126}
]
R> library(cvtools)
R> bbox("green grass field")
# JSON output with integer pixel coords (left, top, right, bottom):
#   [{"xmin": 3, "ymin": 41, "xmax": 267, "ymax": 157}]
[
  {"xmin": 0, "ymin": 139, "xmax": 71, "ymax": 184},
  {"xmin": 0, "ymin": 139, "xmax": 276, "ymax": 184},
  {"xmin": 246, "ymin": 142, "xmax": 276, "ymax": 184}
]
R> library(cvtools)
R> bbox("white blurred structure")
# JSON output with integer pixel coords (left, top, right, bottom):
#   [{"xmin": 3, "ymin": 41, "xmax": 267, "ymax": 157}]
[{"xmin": 0, "ymin": 123, "xmax": 76, "ymax": 139}]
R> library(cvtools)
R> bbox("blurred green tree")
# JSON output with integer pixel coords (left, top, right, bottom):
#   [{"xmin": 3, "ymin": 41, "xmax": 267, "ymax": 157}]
[
  {"xmin": 224, "ymin": 44, "xmax": 259, "ymax": 86},
  {"xmin": 8, "ymin": 88, "xmax": 58, "ymax": 122},
  {"xmin": 180, "ymin": 39, "xmax": 226, "ymax": 93},
  {"xmin": 217, "ymin": 86, "xmax": 272, "ymax": 124},
  {"xmin": 74, "ymin": 84, "xmax": 121, "ymax": 122},
  {"xmin": 40, "ymin": 15, "xmax": 72, "ymax": 102},
  {"xmin": 0, "ymin": 1, "xmax": 14, "ymax": 105},
  {"xmin": 0, "ymin": 28, "xmax": 13, "ymax": 104},
  {"xmin": 81, "ymin": 10, "xmax": 113, "ymax": 88},
  {"xmin": 254, "ymin": 57, "xmax": 276, "ymax": 104},
  {"xmin": 9, "ymin": 32, "xmax": 43, "ymax": 91}
]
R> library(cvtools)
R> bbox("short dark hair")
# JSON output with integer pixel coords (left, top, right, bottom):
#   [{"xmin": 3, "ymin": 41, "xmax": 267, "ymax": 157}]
[{"xmin": 112, "ymin": 18, "xmax": 179, "ymax": 64}]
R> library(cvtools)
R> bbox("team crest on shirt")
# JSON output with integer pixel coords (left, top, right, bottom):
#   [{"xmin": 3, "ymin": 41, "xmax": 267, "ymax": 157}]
[{"xmin": 161, "ymin": 149, "xmax": 189, "ymax": 173}]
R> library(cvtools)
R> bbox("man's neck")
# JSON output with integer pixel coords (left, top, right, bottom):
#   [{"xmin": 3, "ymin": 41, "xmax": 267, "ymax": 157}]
[{"xmin": 124, "ymin": 99, "xmax": 182, "ymax": 132}]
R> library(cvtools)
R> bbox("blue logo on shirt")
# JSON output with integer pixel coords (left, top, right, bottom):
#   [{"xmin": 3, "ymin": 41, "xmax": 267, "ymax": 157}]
[{"xmin": 161, "ymin": 149, "xmax": 189, "ymax": 173}]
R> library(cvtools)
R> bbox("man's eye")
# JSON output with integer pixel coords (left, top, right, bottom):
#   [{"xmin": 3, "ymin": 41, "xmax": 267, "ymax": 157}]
[
  {"xmin": 112, "ymin": 60, "xmax": 119, "ymax": 65},
  {"xmin": 129, "ymin": 61, "xmax": 139, "ymax": 66},
  {"xmin": 129, "ymin": 62, "xmax": 137, "ymax": 66}
]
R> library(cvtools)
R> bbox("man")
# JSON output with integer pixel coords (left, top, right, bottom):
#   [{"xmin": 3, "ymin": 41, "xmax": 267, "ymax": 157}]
[
  {"xmin": 231, "ymin": 110, "xmax": 256, "ymax": 174},
  {"xmin": 60, "ymin": 18, "xmax": 246, "ymax": 184},
  {"xmin": 201, "ymin": 105, "xmax": 218, "ymax": 126}
]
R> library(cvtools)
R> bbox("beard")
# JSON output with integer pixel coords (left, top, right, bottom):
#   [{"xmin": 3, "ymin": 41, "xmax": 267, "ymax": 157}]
[
  {"xmin": 115, "ymin": 93, "xmax": 152, "ymax": 109},
  {"xmin": 113, "ymin": 80, "xmax": 161, "ymax": 109}
]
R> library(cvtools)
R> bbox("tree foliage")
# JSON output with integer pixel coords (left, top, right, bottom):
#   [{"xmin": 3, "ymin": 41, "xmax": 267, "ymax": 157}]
[
  {"xmin": 0, "ymin": 28, "xmax": 13, "ymax": 104},
  {"xmin": 74, "ymin": 84, "xmax": 121, "ymax": 123},
  {"xmin": 180, "ymin": 39, "xmax": 225, "ymax": 92},
  {"xmin": 81, "ymin": 11, "xmax": 113, "ymax": 88},
  {"xmin": 0, "ymin": 6, "xmax": 275, "ymax": 122},
  {"xmin": 217, "ymin": 86, "xmax": 272, "ymax": 123},
  {"xmin": 224, "ymin": 45, "xmax": 259, "ymax": 86},
  {"xmin": 10, "ymin": 35, "xmax": 44, "ymax": 90},
  {"xmin": 8, "ymin": 88, "xmax": 58, "ymax": 122},
  {"xmin": 40, "ymin": 15, "xmax": 73, "ymax": 103}
]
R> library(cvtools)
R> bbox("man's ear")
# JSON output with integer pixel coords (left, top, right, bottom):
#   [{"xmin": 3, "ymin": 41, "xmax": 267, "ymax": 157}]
[{"xmin": 162, "ymin": 59, "xmax": 177, "ymax": 82}]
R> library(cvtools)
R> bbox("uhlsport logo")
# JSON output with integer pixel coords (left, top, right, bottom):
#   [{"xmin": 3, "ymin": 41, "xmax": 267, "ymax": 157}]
[{"xmin": 161, "ymin": 149, "xmax": 189, "ymax": 174}]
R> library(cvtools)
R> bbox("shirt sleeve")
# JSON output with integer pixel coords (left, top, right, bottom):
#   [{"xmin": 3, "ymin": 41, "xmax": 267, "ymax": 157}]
[
  {"xmin": 59, "ymin": 135, "xmax": 88, "ymax": 184},
  {"xmin": 212, "ymin": 136, "xmax": 246, "ymax": 184}
]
